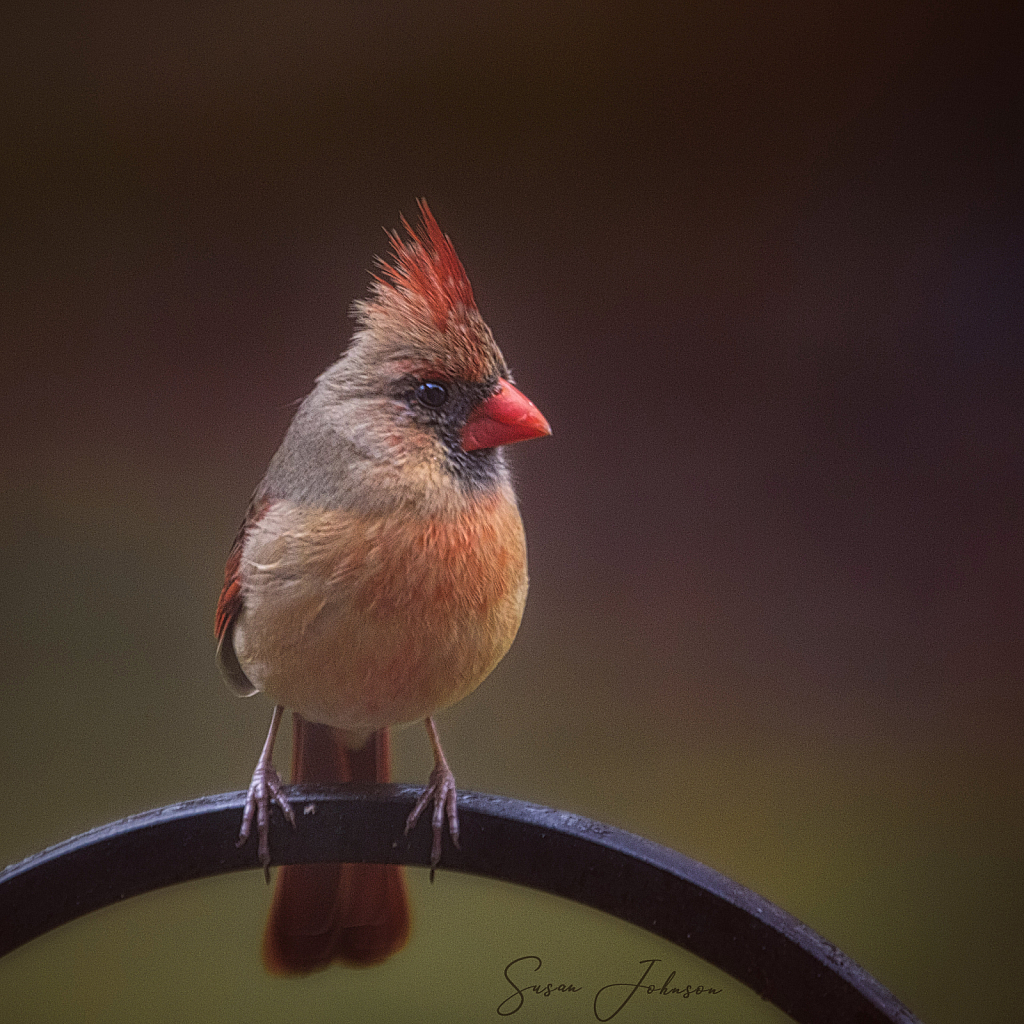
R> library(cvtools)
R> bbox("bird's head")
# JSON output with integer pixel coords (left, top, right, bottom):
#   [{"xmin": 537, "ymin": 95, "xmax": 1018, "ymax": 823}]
[{"xmin": 311, "ymin": 202, "xmax": 550, "ymax": 502}]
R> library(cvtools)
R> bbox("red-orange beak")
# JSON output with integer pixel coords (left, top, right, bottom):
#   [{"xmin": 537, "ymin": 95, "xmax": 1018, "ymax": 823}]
[{"xmin": 461, "ymin": 379, "xmax": 552, "ymax": 452}]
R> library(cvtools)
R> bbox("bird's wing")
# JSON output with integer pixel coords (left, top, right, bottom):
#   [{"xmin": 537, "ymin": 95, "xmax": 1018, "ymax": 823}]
[{"xmin": 215, "ymin": 497, "xmax": 271, "ymax": 696}]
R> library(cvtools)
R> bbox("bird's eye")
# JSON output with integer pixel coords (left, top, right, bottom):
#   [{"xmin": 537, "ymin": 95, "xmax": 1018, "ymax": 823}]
[{"xmin": 415, "ymin": 381, "xmax": 448, "ymax": 408}]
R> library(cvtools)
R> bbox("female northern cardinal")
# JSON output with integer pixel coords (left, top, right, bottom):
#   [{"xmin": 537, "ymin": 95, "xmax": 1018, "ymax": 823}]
[{"xmin": 214, "ymin": 202, "xmax": 550, "ymax": 974}]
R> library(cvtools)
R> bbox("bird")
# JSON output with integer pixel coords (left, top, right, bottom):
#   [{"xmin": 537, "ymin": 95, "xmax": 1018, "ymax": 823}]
[{"xmin": 214, "ymin": 201, "xmax": 551, "ymax": 975}]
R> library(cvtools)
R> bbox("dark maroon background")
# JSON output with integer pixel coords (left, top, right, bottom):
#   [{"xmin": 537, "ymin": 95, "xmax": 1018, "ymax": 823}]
[{"xmin": 1, "ymin": 4, "xmax": 1020, "ymax": 1022}]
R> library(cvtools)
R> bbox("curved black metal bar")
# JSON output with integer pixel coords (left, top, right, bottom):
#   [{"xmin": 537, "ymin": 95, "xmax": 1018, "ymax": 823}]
[{"xmin": 0, "ymin": 786, "xmax": 920, "ymax": 1024}]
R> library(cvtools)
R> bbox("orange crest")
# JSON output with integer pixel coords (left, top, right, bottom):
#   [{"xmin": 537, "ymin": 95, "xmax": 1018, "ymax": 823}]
[{"xmin": 373, "ymin": 201, "xmax": 478, "ymax": 332}]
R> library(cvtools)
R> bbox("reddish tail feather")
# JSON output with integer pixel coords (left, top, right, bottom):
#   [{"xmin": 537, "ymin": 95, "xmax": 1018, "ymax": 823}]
[{"xmin": 262, "ymin": 718, "xmax": 411, "ymax": 974}]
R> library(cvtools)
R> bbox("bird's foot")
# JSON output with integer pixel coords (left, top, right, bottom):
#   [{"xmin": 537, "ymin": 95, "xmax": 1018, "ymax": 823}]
[
  {"xmin": 406, "ymin": 760, "xmax": 460, "ymax": 878},
  {"xmin": 237, "ymin": 759, "xmax": 296, "ymax": 882}
]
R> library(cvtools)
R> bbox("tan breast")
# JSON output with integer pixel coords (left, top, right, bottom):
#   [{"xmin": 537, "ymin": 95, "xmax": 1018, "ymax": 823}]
[{"xmin": 231, "ymin": 490, "xmax": 528, "ymax": 731}]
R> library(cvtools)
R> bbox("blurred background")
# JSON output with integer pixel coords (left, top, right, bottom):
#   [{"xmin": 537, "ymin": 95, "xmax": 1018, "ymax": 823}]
[{"xmin": 1, "ymin": 2, "xmax": 1020, "ymax": 1021}]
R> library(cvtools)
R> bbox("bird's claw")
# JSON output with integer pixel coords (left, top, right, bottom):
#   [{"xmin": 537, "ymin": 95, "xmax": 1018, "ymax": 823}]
[
  {"xmin": 405, "ymin": 761, "xmax": 460, "ymax": 878},
  {"xmin": 237, "ymin": 760, "xmax": 296, "ymax": 882}
]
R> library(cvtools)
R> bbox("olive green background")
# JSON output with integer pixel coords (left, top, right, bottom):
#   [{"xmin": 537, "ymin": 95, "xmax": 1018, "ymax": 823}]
[{"xmin": 2, "ymin": 3, "xmax": 1020, "ymax": 1022}]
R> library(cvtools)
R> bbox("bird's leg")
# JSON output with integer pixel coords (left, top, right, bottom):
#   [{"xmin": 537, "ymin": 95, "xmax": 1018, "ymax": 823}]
[
  {"xmin": 406, "ymin": 716, "xmax": 460, "ymax": 877},
  {"xmin": 237, "ymin": 704, "xmax": 296, "ymax": 881}
]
